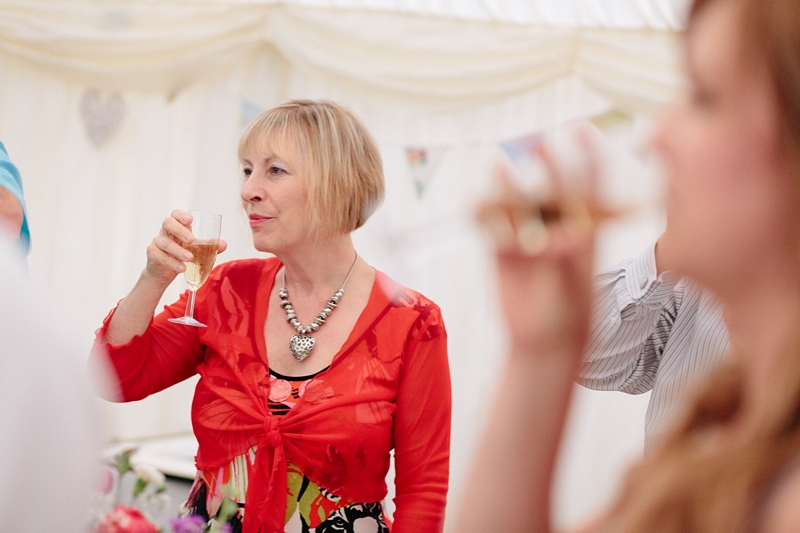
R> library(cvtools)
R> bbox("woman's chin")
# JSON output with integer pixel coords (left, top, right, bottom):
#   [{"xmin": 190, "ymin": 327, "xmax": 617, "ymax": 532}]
[{"xmin": 251, "ymin": 238, "xmax": 277, "ymax": 255}]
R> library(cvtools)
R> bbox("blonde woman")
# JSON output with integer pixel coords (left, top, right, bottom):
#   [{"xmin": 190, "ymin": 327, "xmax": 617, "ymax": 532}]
[
  {"xmin": 458, "ymin": 0, "xmax": 800, "ymax": 531},
  {"xmin": 92, "ymin": 100, "xmax": 451, "ymax": 533}
]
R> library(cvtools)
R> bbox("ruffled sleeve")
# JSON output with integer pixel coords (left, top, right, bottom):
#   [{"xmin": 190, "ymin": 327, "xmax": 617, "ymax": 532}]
[{"xmin": 90, "ymin": 287, "xmax": 207, "ymax": 403}]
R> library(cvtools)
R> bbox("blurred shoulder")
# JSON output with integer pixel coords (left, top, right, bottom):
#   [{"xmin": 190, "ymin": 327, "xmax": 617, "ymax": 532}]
[
  {"xmin": 376, "ymin": 270, "xmax": 440, "ymax": 313},
  {"xmin": 375, "ymin": 270, "xmax": 445, "ymax": 337}
]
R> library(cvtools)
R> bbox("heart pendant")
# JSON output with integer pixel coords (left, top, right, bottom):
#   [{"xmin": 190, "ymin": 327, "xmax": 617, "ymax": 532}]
[{"xmin": 290, "ymin": 334, "xmax": 315, "ymax": 361}]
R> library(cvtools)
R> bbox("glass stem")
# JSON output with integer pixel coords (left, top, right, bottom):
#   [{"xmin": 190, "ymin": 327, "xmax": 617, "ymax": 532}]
[{"xmin": 185, "ymin": 288, "xmax": 197, "ymax": 318}]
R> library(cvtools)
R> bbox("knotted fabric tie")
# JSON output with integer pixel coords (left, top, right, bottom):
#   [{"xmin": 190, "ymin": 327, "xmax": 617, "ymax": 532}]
[{"xmin": 243, "ymin": 415, "xmax": 287, "ymax": 533}]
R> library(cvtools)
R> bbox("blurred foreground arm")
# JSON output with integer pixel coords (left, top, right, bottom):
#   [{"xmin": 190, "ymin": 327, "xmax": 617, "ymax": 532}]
[{"xmin": 456, "ymin": 147, "xmax": 598, "ymax": 533}]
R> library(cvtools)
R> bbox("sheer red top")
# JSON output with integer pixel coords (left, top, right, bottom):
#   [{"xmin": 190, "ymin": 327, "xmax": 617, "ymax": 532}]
[{"xmin": 92, "ymin": 258, "xmax": 451, "ymax": 533}]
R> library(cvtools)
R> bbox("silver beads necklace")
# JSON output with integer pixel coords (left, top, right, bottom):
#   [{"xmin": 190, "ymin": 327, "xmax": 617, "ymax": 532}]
[{"xmin": 280, "ymin": 252, "xmax": 359, "ymax": 362}]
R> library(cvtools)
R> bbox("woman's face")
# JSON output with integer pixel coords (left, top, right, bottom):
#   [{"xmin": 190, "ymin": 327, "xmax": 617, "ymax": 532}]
[
  {"xmin": 652, "ymin": 0, "xmax": 789, "ymax": 295},
  {"xmin": 240, "ymin": 142, "xmax": 311, "ymax": 254}
]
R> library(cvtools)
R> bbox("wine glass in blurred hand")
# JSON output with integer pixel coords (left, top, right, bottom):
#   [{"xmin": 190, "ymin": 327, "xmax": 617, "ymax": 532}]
[{"xmin": 168, "ymin": 210, "xmax": 221, "ymax": 328}]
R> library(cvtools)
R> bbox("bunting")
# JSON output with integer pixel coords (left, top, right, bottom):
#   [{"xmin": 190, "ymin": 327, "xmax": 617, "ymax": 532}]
[{"xmin": 405, "ymin": 147, "xmax": 446, "ymax": 199}]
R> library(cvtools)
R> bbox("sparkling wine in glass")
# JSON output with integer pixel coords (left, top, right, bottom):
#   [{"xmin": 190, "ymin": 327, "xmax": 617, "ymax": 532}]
[{"xmin": 168, "ymin": 210, "xmax": 221, "ymax": 327}]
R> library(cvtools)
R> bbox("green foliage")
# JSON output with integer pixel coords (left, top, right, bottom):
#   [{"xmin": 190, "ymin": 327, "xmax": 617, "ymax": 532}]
[
  {"xmin": 133, "ymin": 478, "xmax": 148, "ymax": 498},
  {"xmin": 116, "ymin": 451, "xmax": 133, "ymax": 475}
]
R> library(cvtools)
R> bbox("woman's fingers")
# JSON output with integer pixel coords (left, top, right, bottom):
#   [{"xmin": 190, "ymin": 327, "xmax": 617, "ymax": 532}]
[
  {"xmin": 153, "ymin": 232, "xmax": 191, "ymax": 264},
  {"xmin": 163, "ymin": 214, "xmax": 194, "ymax": 245},
  {"xmin": 535, "ymin": 143, "xmax": 564, "ymax": 200},
  {"xmin": 143, "ymin": 211, "xmax": 196, "ymax": 282},
  {"xmin": 536, "ymin": 132, "xmax": 609, "ymax": 245},
  {"xmin": 170, "ymin": 209, "xmax": 193, "ymax": 228},
  {"xmin": 158, "ymin": 216, "xmax": 194, "ymax": 260},
  {"xmin": 575, "ymin": 127, "xmax": 600, "ymax": 202},
  {"xmin": 142, "ymin": 209, "xmax": 226, "ymax": 285},
  {"xmin": 146, "ymin": 240, "xmax": 186, "ymax": 273},
  {"xmin": 479, "ymin": 131, "xmax": 613, "ymax": 263},
  {"xmin": 492, "ymin": 162, "xmax": 521, "ymax": 202}
]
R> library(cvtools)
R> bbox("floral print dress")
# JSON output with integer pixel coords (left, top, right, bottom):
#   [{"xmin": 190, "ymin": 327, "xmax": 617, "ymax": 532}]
[{"xmin": 184, "ymin": 368, "xmax": 391, "ymax": 533}]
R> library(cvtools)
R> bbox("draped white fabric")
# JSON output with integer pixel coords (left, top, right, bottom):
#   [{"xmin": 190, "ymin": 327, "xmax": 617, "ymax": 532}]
[
  {"xmin": 0, "ymin": 2, "xmax": 684, "ymax": 109},
  {"xmin": 0, "ymin": 0, "xmax": 692, "ymax": 31},
  {"xmin": 0, "ymin": 1, "xmax": 681, "ymax": 528}
]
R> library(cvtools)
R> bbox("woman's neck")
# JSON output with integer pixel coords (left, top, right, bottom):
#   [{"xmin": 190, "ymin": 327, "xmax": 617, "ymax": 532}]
[
  {"xmin": 722, "ymin": 255, "xmax": 800, "ymax": 399},
  {"xmin": 276, "ymin": 235, "xmax": 359, "ymax": 296}
]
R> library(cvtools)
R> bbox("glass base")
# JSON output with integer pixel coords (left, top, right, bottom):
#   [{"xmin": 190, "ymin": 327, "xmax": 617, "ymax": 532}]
[{"xmin": 168, "ymin": 316, "xmax": 207, "ymax": 328}]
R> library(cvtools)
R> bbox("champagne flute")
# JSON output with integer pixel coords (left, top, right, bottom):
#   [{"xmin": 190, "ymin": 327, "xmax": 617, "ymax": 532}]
[
  {"xmin": 476, "ymin": 196, "xmax": 625, "ymax": 255},
  {"xmin": 168, "ymin": 210, "xmax": 222, "ymax": 328}
]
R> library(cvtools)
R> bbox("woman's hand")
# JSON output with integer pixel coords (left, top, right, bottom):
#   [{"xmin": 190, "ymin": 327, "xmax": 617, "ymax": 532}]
[
  {"xmin": 478, "ymin": 140, "xmax": 602, "ymax": 362},
  {"xmin": 102, "ymin": 209, "xmax": 228, "ymax": 345},
  {"xmin": 143, "ymin": 209, "xmax": 228, "ymax": 286},
  {"xmin": 458, "ymin": 137, "xmax": 608, "ymax": 533}
]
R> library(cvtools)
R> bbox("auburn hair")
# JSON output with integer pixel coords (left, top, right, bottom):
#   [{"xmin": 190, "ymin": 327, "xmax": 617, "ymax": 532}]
[{"xmin": 602, "ymin": 1, "xmax": 800, "ymax": 531}]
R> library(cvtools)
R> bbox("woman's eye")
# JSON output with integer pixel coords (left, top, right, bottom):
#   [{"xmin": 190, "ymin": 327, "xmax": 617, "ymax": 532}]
[
  {"xmin": 269, "ymin": 166, "xmax": 284, "ymax": 175},
  {"xmin": 243, "ymin": 168, "xmax": 252, "ymax": 177}
]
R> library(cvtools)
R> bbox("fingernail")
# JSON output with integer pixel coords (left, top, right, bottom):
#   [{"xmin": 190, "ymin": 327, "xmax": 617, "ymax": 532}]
[{"xmin": 183, "ymin": 252, "xmax": 192, "ymax": 261}]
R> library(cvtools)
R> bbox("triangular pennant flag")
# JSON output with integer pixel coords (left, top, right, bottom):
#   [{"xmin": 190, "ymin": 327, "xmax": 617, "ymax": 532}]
[
  {"xmin": 498, "ymin": 131, "xmax": 547, "ymax": 191},
  {"xmin": 500, "ymin": 131, "xmax": 543, "ymax": 170},
  {"xmin": 241, "ymin": 99, "xmax": 265, "ymax": 126},
  {"xmin": 405, "ymin": 147, "xmax": 446, "ymax": 199}
]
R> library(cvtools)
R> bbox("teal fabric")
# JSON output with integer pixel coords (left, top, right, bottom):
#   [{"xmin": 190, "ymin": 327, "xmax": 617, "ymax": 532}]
[{"xmin": 0, "ymin": 141, "xmax": 30, "ymax": 254}]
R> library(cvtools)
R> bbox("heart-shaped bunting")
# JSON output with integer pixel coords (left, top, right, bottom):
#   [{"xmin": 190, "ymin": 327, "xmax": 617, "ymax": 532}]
[{"xmin": 80, "ymin": 89, "xmax": 126, "ymax": 147}]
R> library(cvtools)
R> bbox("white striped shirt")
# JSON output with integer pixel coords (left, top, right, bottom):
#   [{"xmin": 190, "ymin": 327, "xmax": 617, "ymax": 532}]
[{"xmin": 577, "ymin": 242, "xmax": 730, "ymax": 448}]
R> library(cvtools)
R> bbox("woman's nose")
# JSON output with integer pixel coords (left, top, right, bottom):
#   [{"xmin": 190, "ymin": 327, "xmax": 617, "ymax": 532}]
[
  {"xmin": 650, "ymin": 103, "xmax": 682, "ymax": 159},
  {"xmin": 241, "ymin": 176, "xmax": 264, "ymax": 203}
]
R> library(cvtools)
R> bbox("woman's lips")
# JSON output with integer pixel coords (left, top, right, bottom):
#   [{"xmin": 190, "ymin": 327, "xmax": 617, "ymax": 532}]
[{"xmin": 249, "ymin": 215, "xmax": 271, "ymax": 227}]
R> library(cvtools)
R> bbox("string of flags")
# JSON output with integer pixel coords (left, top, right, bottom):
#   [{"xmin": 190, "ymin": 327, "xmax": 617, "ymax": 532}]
[
  {"xmin": 77, "ymin": 92, "xmax": 631, "ymax": 198},
  {"xmin": 404, "ymin": 109, "xmax": 633, "ymax": 199},
  {"xmin": 405, "ymin": 147, "xmax": 447, "ymax": 199}
]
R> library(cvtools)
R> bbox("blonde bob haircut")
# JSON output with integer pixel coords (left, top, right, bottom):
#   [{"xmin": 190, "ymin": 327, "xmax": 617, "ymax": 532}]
[{"xmin": 238, "ymin": 99, "xmax": 385, "ymax": 240}]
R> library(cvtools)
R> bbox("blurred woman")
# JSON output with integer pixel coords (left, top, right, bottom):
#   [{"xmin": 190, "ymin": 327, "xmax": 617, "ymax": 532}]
[
  {"xmin": 91, "ymin": 100, "xmax": 451, "ymax": 533},
  {"xmin": 0, "ymin": 141, "xmax": 30, "ymax": 255},
  {"xmin": 457, "ymin": 0, "xmax": 800, "ymax": 531}
]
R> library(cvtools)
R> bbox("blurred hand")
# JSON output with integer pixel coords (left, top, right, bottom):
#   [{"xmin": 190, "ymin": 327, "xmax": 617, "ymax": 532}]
[
  {"xmin": 144, "ymin": 209, "xmax": 228, "ymax": 286},
  {"xmin": 478, "ymin": 139, "xmax": 601, "ymax": 361}
]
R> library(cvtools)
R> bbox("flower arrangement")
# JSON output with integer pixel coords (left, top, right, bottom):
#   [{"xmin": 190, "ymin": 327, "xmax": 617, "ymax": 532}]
[{"xmin": 89, "ymin": 446, "xmax": 236, "ymax": 533}]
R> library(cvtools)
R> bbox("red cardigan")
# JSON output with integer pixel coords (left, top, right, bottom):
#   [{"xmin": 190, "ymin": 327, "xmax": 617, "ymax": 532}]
[{"xmin": 93, "ymin": 258, "xmax": 451, "ymax": 533}]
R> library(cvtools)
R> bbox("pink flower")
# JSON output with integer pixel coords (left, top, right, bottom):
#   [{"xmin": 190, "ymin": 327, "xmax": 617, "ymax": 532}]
[
  {"xmin": 98, "ymin": 466, "xmax": 115, "ymax": 494},
  {"xmin": 97, "ymin": 505, "xmax": 159, "ymax": 533},
  {"xmin": 168, "ymin": 515, "xmax": 207, "ymax": 533}
]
